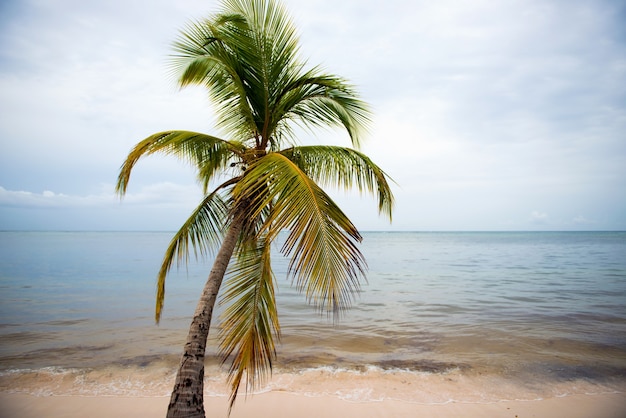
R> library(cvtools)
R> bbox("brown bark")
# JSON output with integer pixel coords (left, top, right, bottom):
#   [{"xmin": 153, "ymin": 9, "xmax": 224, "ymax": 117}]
[{"xmin": 166, "ymin": 216, "xmax": 244, "ymax": 418}]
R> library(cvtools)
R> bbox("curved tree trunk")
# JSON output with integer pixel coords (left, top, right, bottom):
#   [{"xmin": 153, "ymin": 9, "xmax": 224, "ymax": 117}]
[{"xmin": 166, "ymin": 216, "xmax": 244, "ymax": 418}]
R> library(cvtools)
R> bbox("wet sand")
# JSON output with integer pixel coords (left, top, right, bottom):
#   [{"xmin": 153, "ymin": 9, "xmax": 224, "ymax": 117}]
[{"xmin": 1, "ymin": 392, "xmax": 625, "ymax": 418}]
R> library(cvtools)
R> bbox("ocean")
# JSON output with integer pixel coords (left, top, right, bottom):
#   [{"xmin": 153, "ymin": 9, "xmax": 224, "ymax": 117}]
[{"xmin": 0, "ymin": 231, "xmax": 625, "ymax": 404}]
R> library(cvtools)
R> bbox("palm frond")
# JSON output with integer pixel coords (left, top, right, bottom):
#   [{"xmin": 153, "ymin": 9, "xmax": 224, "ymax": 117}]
[
  {"xmin": 233, "ymin": 152, "xmax": 366, "ymax": 315},
  {"xmin": 272, "ymin": 70, "xmax": 371, "ymax": 148},
  {"xmin": 170, "ymin": 0, "xmax": 302, "ymax": 143},
  {"xmin": 218, "ymin": 234, "xmax": 280, "ymax": 409},
  {"xmin": 281, "ymin": 145, "xmax": 394, "ymax": 220},
  {"xmin": 155, "ymin": 189, "xmax": 229, "ymax": 323},
  {"xmin": 223, "ymin": 0, "xmax": 301, "ymax": 139},
  {"xmin": 115, "ymin": 131, "xmax": 239, "ymax": 195},
  {"xmin": 171, "ymin": 15, "xmax": 258, "ymax": 142}
]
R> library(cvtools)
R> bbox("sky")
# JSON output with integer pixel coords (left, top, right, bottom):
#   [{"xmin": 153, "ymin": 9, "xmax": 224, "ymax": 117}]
[{"xmin": 0, "ymin": 0, "xmax": 625, "ymax": 231}]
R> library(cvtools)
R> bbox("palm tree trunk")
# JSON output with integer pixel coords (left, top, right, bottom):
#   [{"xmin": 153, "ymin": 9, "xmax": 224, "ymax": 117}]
[{"xmin": 166, "ymin": 216, "xmax": 244, "ymax": 418}]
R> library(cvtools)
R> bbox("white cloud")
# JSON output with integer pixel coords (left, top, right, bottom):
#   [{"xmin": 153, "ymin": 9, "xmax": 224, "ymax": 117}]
[
  {"xmin": 0, "ymin": 183, "xmax": 204, "ymax": 231},
  {"xmin": 0, "ymin": 183, "xmax": 201, "ymax": 209},
  {"xmin": 572, "ymin": 215, "xmax": 596, "ymax": 226},
  {"xmin": 530, "ymin": 210, "xmax": 549, "ymax": 224},
  {"xmin": 0, "ymin": 187, "xmax": 78, "ymax": 208}
]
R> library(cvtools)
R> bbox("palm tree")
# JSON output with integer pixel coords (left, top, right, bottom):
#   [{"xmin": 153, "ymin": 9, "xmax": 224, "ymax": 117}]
[{"xmin": 116, "ymin": 0, "xmax": 393, "ymax": 417}]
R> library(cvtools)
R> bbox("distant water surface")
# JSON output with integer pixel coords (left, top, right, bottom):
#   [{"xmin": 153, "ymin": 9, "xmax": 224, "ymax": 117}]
[{"xmin": 0, "ymin": 231, "xmax": 625, "ymax": 402}]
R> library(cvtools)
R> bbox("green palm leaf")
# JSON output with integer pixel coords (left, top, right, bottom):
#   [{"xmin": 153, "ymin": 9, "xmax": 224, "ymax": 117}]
[
  {"xmin": 171, "ymin": 0, "xmax": 370, "ymax": 151},
  {"xmin": 274, "ymin": 70, "xmax": 371, "ymax": 148},
  {"xmin": 172, "ymin": 18, "xmax": 257, "ymax": 141},
  {"xmin": 155, "ymin": 189, "xmax": 228, "ymax": 323},
  {"xmin": 281, "ymin": 145, "xmax": 394, "ymax": 219},
  {"xmin": 115, "ymin": 130, "xmax": 240, "ymax": 195},
  {"xmin": 218, "ymin": 234, "xmax": 280, "ymax": 409},
  {"xmin": 234, "ymin": 152, "xmax": 366, "ymax": 314}
]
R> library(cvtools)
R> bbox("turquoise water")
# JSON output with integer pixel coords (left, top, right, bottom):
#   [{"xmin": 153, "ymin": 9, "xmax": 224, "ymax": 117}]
[{"xmin": 0, "ymin": 231, "xmax": 625, "ymax": 401}]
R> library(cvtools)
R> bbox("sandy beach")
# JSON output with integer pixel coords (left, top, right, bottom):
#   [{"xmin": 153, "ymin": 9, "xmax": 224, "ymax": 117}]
[{"xmin": 1, "ymin": 391, "xmax": 625, "ymax": 418}]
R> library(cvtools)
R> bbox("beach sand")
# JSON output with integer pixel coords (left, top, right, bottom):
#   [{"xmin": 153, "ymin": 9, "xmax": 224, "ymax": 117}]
[{"xmin": 1, "ymin": 392, "xmax": 625, "ymax": 418}]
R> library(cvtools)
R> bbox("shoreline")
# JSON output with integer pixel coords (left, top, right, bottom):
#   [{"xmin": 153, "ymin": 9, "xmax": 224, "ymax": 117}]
[
  {"xmin": 1, "ymin": 391, "xmax": 625, "ymax": 418},
  {"xmin": 3, "ymin": 363, "xmax": 625, "ymax": 404}
]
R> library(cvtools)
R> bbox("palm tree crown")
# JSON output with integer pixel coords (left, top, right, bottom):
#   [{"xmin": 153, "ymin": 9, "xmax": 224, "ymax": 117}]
[{"xmin": 116, "ymin": 0, "xmax": 393, "ymax": 415}]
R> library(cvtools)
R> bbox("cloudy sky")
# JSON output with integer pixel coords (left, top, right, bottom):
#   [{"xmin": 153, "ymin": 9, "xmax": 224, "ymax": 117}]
[{"xmin": 1, "ymin": 0, "xmax": 624, "ymax": 231}]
